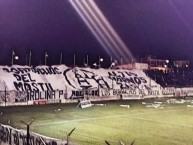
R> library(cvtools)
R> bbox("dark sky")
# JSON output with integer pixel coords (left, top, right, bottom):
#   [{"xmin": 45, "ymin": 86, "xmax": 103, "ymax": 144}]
[{"xmin": 0, "ymin": 0, "xmax": 193, "ymax": 67}]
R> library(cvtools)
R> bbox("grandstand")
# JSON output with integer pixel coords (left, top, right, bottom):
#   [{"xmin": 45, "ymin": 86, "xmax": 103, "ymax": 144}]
[{"xmin": 145, "ymin": 69, "xmax": 193, "ymax": 87}]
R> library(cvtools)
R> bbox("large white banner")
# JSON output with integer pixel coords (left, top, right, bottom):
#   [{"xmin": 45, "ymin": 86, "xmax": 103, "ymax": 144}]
[{"xmin": 0, "ymin": 65, "xmax": 161, "ymax": 102}]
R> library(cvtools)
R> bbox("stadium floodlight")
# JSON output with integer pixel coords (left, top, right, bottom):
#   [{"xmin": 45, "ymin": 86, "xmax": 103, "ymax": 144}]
[
  {"xmin": 93, "ymin": 63, "xmax": 97, "ymax": 68},
  {"xmin": 11, "ymin": 50, "xmax": 19, "ymax": 65},
  {"xmin": 98, "ymin": 56, "xmax": 103, "ymax": 68},
  {"xmin": 15, "ymin": 56, "xmax": 19, "ymax": 60},
  {"xmin": 20, "ymin": 119, "xmax": 35, "ymax": 145}
]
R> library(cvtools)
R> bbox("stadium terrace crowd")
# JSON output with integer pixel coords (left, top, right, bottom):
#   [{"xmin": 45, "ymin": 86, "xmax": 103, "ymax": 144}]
[{"xmin": 144, "ymin": 68, "xmax": 193, "ymax": 87}]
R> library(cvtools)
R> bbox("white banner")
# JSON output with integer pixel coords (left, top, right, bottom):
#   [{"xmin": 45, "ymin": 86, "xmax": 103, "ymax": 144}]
[
  {"xmin": 0, "ymin": 123, "xmax": 66, "ymax": 145},
  {"xmin": 0, "ymin": 65, "xmax": 161, "ymax": 101}
]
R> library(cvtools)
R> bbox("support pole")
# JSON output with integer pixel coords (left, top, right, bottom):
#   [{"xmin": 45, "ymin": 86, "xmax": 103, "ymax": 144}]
[
  {"xmin": 20, "ymin": 119, "xmax": 35, "ymax": 145},
  {"xmin": 4, "ymin": 87, "xmax": 6, "ymax": 107},
  {"xmin": 66, "ymin": 128, "xmax": 75, "ymax": 145}
]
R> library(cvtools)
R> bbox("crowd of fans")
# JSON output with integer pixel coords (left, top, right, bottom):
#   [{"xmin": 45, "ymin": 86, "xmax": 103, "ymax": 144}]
[{"xmin": 144, "ymin": 68, "xmax": 193, "ymax": 87}]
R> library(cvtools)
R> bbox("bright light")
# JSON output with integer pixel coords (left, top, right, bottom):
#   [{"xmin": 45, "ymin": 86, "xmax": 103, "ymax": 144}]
[
  {"xmin": 164, "ymin": 64, "xmax": 167, "ymax": 68},
  {"xmin": 166, "ymin": 60, "xmax": 169, "ymax": 63},
  {"xmin": 186, "ymin": 64, "xmax": 188, "ymax": 67},
  {"xmin": 15, "ymin": 56, "xmax": 19, "ymax": 60},
  {"xmin": 100, "ymin": 58, "xmax": 103, "ymax": 62},
  {"xmin": 93, "ymin": 63, "xmax": 97, "ymax": 66},
  {"xmin": 111, "ymin": 62, "xmax": 115, "ymax": 66}
]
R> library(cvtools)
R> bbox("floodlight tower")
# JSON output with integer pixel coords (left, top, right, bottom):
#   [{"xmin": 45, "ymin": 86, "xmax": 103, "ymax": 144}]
[
  {"xmin": 98, "ymin": 56, "xmax": 103, "ymax": 68},
  {"xmin": 11, "ymin": 50, "xmax": 19, "ymax": 65}
]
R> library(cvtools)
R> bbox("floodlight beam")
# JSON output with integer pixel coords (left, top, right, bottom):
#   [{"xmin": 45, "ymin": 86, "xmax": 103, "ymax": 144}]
[
  {"xmin": 79, "ymin": 0, "xmax": 129, "ymax": 61},
  {"xmin": 69, "ymin": 0, "xmax": 135, "ymax": 63},
  {"xmin": 69, "ymin": 0, "xmax": 115, "ymax": 57}
]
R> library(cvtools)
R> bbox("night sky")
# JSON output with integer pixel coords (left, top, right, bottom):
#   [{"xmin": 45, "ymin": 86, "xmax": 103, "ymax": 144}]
[{"xmin": 0, "ymin": 0, "xmax": 193, "ymax": 67}]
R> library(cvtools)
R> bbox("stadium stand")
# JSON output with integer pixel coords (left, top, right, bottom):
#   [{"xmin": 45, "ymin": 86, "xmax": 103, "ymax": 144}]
[{"xmin": 144, "ymin": 68, "xmax": 193, "ymax": 87}]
